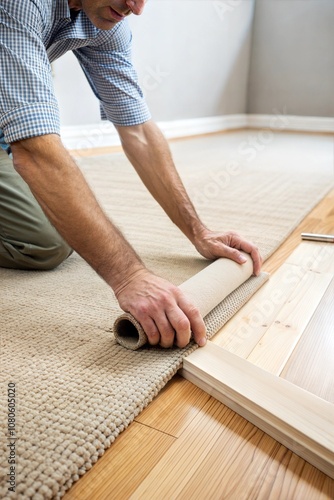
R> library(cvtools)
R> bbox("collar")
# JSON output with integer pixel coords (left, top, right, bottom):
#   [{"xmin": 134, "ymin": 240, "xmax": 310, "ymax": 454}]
[{"xmin": 54, "ymin": 0, "xmax": 72, "ymax": 22}]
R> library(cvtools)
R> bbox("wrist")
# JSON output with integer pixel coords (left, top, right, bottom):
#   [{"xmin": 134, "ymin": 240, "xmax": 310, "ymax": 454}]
[
  {"xmin": 184, "ymin": 218, "xmax": 209, "ymax": 245},
  {"xmin": 112, "ymin": 266, "xmax": 150, "ymax": 299}
]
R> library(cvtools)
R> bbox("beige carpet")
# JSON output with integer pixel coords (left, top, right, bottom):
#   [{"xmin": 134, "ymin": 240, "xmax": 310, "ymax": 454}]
[{"xmin": 0, "ymin": 132, "xmax": 333, "ymax": 499}]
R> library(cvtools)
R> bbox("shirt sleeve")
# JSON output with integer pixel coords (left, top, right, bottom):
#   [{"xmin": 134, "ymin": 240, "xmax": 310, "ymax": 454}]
[
  {"xmin": 73, "ymin": 19, "xmax": 151, "ymax": 127},
  {"xmin": 0, "ymin": 2, "xmax": 60, "ymax": 144}
]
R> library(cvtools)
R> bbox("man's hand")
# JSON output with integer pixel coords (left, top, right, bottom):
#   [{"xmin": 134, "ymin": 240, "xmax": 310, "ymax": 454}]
[
  {"xmin": 193, "ymin": 228, "xmax": 263, "ymax": 276},
  {"xmin": 114, "ymin": 269, "xmax": 207, "ymax": 349}
]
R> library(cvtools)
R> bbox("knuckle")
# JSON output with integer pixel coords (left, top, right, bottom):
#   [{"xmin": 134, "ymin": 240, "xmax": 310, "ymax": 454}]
[
  {"xmin": 173, "ymin": 288, "xmax": 184, "ymax": 302},
  {"xmin": 166, "ymin": 287, "xmax": 179, "ymax": 302},
  {"xmin": 175, "ymin": 317, "xmax": 190, "ymax": 332},
  {"xmin": 160, "ymin": 333, "xmax": 174, "ymax": 347},
  {"xmin": 147, "ymin": 332, "xmax": 160, "ymax": 345},
  {"xmin": 186, "ymin": 305, "xmax": 200, "ymax": 318},
  {"xmin": 160, "ymin": 334, "xmax": 175, "ymax": 348},
  {"xmin": 136, "ymin": 301, "xmax": 156, "ymax": 318},
  {"xmin": 161, "ymin": 328, "xmax": 175, "ymax": 341},
  {"xmin": 146, "ymin": 327, "xmax": 158, "ymax": 339}
]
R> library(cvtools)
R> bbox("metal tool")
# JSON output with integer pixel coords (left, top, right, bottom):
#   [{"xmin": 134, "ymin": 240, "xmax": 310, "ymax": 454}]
[{"xmin": 301, "ymin": 233, "xmax": 334, "ymax": 243}]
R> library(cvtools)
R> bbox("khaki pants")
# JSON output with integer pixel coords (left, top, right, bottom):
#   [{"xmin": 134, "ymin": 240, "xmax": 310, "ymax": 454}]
[{"xmin": 0, "ymin": 149, "xmax": 72, "ymax": 270}]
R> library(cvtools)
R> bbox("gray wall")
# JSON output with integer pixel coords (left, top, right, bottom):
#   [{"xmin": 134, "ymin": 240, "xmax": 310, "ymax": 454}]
[
  {"xmin": 247, "ymin": 0, "xmax": 334, "ymax": 117},
  {"xmin": 129, "ymin": 0, "xmax": 255, "ymax": 121},
  {"xmin": 53, "ymin": 0, "xmax": 255, "ymax": 126}
]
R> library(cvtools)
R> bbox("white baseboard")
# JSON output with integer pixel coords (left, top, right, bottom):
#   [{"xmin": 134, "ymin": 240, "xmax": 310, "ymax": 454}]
[
  {"xmin": 247, "ymin": 114, "xmax": 334, "ymax": 133},
  {"xmin": 61, "ymin": 113, "xmax": 333, "ymax": 150},
  {"xmin": 157, "ymin": 114, "xmax": 247, "ymax": 140},
  {"xmin": 61, "ymin": 114, "xmax": 247, "ymax": 150}
]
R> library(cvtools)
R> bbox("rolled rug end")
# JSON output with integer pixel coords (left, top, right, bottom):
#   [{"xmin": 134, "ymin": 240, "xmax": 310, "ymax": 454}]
[{"xmin": 113, "ymin": 313, "xmax": 148, "ymax": 350}]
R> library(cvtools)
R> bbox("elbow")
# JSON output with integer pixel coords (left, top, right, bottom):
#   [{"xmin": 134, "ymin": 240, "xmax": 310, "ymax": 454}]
[
  {"xmin": 11, "ymin": 134, "xmax": 63, "ymax": 178},
  {"xmin": 116, "ymin": 120, "xmax": 153, "ymax": 149}
]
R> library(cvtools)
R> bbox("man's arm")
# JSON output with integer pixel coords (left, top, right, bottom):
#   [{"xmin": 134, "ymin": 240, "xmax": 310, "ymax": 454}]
[
  {"xmin": 116, "ymin": 120, "xmax": 262, "ymax": 274},
  {"xmin": 11, "ymin": 134, "xmax": 206, "ymax": 349}
]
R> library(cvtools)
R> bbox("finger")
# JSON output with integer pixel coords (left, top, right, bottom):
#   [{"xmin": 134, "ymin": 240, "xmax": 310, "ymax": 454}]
[
  {"xmin": 218, "ymin": 244, "xmax": 249, "ymax": 265},
  {"xmin": 155, "ymin": 314, "xmax": 177, "ymax": 349},
  {"xmin": 177, "ymin": 298, "xmax": 207, "ymax": 347},
  {"xmin": 233, "ymin": 239, "xmax": 263, "ymax": 276},
  {"xmin": 165, "ymin": 306, "xmax": 191, "ymax": 349},
  {"xmin": 222, "ymin": 233, "xmax": 262, "ymax": 276},
  {"xmin": 137, "ymin": 316, "xmax": 160, "ymax": 346},
  {"xmin": 250, "ymin": 247, "xmax": 263, "ymax": 276}
]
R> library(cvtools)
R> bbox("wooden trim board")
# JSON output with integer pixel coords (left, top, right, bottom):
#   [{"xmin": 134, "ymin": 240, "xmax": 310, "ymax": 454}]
[
  {"xmin": 181, "ymin": 242, "xmax": 334, "ymax": 480},
  {"xmin": 181, "ymin": 341, "xmax": 334, "ymax": 479}
]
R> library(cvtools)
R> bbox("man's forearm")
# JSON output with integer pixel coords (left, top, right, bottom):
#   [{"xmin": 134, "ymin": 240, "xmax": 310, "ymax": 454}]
[
  {"xmin": 116, "ymin": 120, "xmax": 207, "ymax": 244},
  {"xmin": 11, "ymin": 134, "xmax": 145, "ymax": 291}
]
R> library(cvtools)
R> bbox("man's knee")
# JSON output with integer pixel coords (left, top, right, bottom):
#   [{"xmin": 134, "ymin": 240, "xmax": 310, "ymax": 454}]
[
  {"xmin": 31, "ymin": 234, "xmax": 73, "ymax": 270},
  {"xmin": 0, "ymin": 149, "xmax": 72, "ymax": 270},
  {"xmin": 0, "ymin": 229, "xmax": 72, "ymax": 271}
]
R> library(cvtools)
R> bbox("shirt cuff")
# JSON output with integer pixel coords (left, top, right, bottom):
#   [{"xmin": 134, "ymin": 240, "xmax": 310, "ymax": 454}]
[
  {"xmin": 0, "ymin": 103, "xmax": 61, "ymax": 144},
  {"xmin": 100, "ymin": 101, "xmax": 151, "ymax": 127}
]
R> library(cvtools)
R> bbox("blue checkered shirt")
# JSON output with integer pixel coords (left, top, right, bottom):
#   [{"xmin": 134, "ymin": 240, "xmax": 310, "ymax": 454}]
[{"xmin": 0, "ymin": 0, "xmax": 151, "ymax": 152}]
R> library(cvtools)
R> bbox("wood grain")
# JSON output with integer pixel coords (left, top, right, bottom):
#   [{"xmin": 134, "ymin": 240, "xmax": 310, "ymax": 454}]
[
  {"xmin": 181, "ymin": 341, "xmax": 334, "ymax": 479},
  {"xmin": 130, "ymin": 396, "xmax": 333, "ymax": 500},
  {"xmin": 213, "ymin": 242, "xmax": 334, "ymax": 376},
  {"xmin": 212, "ymin": 262, "xmax": 308, "ymax": 358},
  {"xmin": 281, "ymin": 277, "xmax": 334, "ymax": 403},
  {"xmin": 246, "ymin": 268, "xmax": 332, "ymax": 374},
  {"xmin": 64, "ymin": 422, "xmax": 175, "ymax": 499},
  {"xmin": 135, "ymin": 375, "xmax": 210, "ymax": 437}
]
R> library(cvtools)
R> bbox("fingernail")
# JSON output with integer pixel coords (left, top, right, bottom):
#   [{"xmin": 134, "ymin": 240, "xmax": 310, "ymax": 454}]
[
  {"xmin": 239, "ymin": 255, "xmax": 247, "ymax": 263},
  {"xmin": 198, "ymin": 337, "xmax": 207, "ymax": 347}
]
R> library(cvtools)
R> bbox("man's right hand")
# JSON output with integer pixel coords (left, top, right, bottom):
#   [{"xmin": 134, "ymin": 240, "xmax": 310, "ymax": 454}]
[{"xmin": 114, "ymin": 269, "xmax": 207, "ymax": 349}]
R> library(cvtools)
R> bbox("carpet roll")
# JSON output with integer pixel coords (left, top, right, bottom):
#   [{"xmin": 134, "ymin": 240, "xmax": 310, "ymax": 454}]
[{"xmin": 114, "ymin": 253, "xmax": 254, "ymax": 349}]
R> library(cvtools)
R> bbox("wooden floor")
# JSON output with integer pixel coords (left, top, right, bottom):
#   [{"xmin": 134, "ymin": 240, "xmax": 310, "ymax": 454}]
[
  {"xmin": 64, "ymin": 136, "xmax": 334, "ymax": 500},
  {"xmin": 212, "ymin": 241, "xmax": 334, "ymax": 391}
]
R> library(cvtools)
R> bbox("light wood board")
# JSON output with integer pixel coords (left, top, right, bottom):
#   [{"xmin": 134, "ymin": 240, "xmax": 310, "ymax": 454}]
[
  {"xmin": 182, "ymin": 242, "xmax": 334, "ymax": 479},
  {"xmin": 281, "ymin": 277, "xmax": 334, "ymax": 403},
  {"xmin": 181, "ymin": 341, "xmax": 334, "ymax": 479}
]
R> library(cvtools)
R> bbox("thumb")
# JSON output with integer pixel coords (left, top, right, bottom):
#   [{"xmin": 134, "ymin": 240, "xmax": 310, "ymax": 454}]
[{"xmin": 222, "ymin": 246, "xmax": 248, "ymax": 265}]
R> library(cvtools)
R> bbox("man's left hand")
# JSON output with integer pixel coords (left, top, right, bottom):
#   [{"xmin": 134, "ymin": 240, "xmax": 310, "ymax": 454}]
[{"xmin": 193, "ymin": 228, "xmax": 262, "ymax": 276}]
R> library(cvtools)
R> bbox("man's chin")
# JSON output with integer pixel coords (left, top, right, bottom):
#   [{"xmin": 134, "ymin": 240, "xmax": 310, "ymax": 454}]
[{"xmin": 90, "ymin": 15, "xmax": 119, "ymax": 30}]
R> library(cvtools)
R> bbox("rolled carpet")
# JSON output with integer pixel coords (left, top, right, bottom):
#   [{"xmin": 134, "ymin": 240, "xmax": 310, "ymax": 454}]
[{"xmin": 114, "ymin": 252, "xmax": 254, "ymax": 349}]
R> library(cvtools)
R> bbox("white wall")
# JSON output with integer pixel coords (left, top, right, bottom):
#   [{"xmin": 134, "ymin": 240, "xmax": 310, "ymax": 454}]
[
  {"xmin": 247, "ymin": 0, "xmax": 334, "ymax": 117},
  {"xmin": 53, "ymin": 0, "xmax": 255, "ymax": 127}
]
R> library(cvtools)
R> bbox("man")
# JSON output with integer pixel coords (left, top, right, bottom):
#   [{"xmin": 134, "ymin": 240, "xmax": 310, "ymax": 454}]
[{"xmin": 0, "ymin": 0, "xmax": 262, "ymax": 349}]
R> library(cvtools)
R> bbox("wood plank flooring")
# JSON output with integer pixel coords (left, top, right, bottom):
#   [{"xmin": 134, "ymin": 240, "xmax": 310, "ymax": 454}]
[
  {"xmin": 281, "ymin": 277, "xmax": 334, "ymax": 403},
  {"xmin": 64, "ymin": 134, "xmax": 334, "ymax": 500},
  {"xmin": 213, "ymin": 242, "xmax": 334, "ymax": 379}
]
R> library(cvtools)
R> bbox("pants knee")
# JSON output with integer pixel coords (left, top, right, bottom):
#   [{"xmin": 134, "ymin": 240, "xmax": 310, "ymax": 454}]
[
  {"xmin": 32, "ymin": 236, "xmax": 73, "ymax": 270},
  {"xmin": 0, "ymin": 231, "xmax": 72, "ymax": 271}
]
